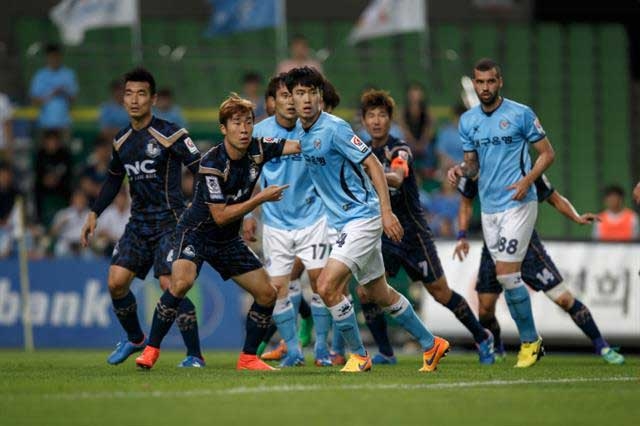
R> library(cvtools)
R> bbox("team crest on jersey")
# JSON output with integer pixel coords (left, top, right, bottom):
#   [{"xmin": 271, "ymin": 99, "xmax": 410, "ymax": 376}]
[
  {"xmin": 182, "ymin": 245, "xmax": 196, "ymax": 258},
  {"xmin": 184, "ymin": 137, "xmax": 199, "ymax": 154},
  {"xmin": 205, "ymin": 175, "xmax": 223, "ymax": 200},
  {"xmin": 350, "ymin": 135, "xmax": 367, "ymax": 153},
  {"xmin": 249, "ymin": 165, "xmax": 259, "ymax": 182},
  {"xmin": 314, "ymin": 139, "xmax": 322, "ymax": 150},
  {"xmin": 263, "ymin": 137, "xmax": 277, "ymax": 143},
  {"xmin": 499, "ymin": 119, "xmax": 510, "ymax": 130},
  {"xmin": 145, "ymin": 139, "xmax": 161, "ymax": 158},
  {"xmin": 534, "ymin": 117, "xmax": 545, "ymax": 134}
]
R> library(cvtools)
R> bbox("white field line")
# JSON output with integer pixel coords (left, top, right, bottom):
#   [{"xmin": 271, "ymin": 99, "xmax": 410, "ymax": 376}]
[{"xmin": 8, "ymin": 376, "xmax": 635, "ymax": 401}]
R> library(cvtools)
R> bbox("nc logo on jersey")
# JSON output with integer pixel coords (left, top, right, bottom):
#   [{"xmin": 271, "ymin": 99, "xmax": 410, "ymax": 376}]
[
  {"xmin": 124, "ymin": 160, "xmax": 157, "ymax": 177},
  {"xmin": 182, "ymin": 245, "xmax": 196, "ymax": 258},
  {"xmin": 499, "ymin": 119, "xmax": 510, "ymax": 130},
  {"xmin": 313, "ymin": 139, "xmax": 322, "ymax": 150},
  {"xmin": 350, "ymin": 135, "xmax": 368, "ymax": 153},
  {"xmin": 145, "ymin": 139, "xmax": 161, "ymax": 158}
]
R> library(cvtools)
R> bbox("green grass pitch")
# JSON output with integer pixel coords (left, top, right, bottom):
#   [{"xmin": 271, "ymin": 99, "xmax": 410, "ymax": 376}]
[{"xmin": 1, "ymin": 350, "xmax": 637, "ymax": 426}]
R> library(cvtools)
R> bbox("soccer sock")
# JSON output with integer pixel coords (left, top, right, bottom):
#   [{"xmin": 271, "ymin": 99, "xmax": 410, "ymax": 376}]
[
  {"xmin": 111, "ymin": 291, "xmax": 144, "ymax": 343},
  {"xmin": 331, "ymin": 294, "xmax": 351, "ymax": 355},
  {"xmin": 261, "ymin": 322, "xmax": 278, "ymax": 345},
  {"xmin": 361, "ymin": 302, "xmax": 394, "ymax": 357},
  {"xmin": 499, "ymin": 274, "xmax": 538, "ymax": 342},
  {"xmin": 384, "ymin": 294, "xmax": 435, "ymax": 351},
  {"xmin": 480, "ymin": 314, "xmax": 503, "ymax": 352},
  {"xmin": 310, "ymin": 293, "xmax": 332, "ymax": 355},
  {"xmin": 299, "ymin": 296, "xmax": 312, "ymax": 319},
  {"xmin": 567, "ymin": 298, "xmax": 608, "ymax": 353},
  {"xmin": 176, "ymin": 297, "xmax": 202, "ymax": 359},
  {"xmin": 242, "ymin": 302, "xmax": 273, "ymax": 355},
  {"xmin": 272, "ymin": 297, "xmax": 299, "ymax": 354},
  {"xmin": 289, "ymin": 279, "xmax": 303, "ymax": 317},
  {"xmin": 148, "ymin": 290, "xmax": 182, "ymax": 349},
  {"xmin": 328, "ymin": 296, "xmax": 366, "ymax": 357},
  {"xmin": 444, "ymin": 291, "xmax": 487, "ymax": 344}
]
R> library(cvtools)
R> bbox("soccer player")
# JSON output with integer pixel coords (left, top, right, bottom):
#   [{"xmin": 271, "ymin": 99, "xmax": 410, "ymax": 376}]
[
  {"xmin": 134, "ymin": 94, "xmax": 301, "ymax": 371},
  {"xmin": 285, "ymin": 67, "xmax": 449, "ymax": 373},
  {"xmin": 251, "ymin": 73, "xmax": 333, "ymax": 367},
  {"xmin": 448, "ymin": 58, "xmax": 555, "ymax": 368},
  {"xmin": 80, "ymin": 68, "xmax": 204, "ymax": 367},
  {"xmin": 357, "ymin": 89, "xmax": 494, "ymax": 365},
  {"xmin": 454, "ymin": 175, "xmax": 625, "ymax": 365}
]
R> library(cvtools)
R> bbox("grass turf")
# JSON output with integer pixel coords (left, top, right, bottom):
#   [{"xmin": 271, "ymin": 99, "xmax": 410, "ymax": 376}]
[{"xmin": 0, "ymin": 349, "xmax": 637, "ymax": 426}]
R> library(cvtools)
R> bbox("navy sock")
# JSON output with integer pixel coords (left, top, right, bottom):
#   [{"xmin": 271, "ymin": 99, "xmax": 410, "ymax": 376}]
[
  {"xmin": 567, "ymin": 299, "xmax": 607, "ymax": 353},
  {"xmin": 299, "ymin": 297, "xmax": 311, "ymax": 319},
  {"xmin": 148, "ymin": 290, "xmax": 182, "ymax": 349},
  {"xmin": 176, "ymin": 297, "xmax": 202, "ymax": 359},
  {"xmin": 112, "ymin": 291, "xmax": 144, "ymax": 343},
  {"xmin": 243, "ymin": 302, "xmax": 274, "ymax": 355},
  {"xmin": 261, "ymin": 322, "xmax": 278, "ymax": 344},
  {"xmin": 480, "ymin": 315, "xmax": 503, "ymax": 352},
  {"xmin": 361, "ymin": 302, "xmax": 394, "ymax": 357},
  {"xmin": 444, "ymin": 291, "xmax": 487, "ymax": 343}
]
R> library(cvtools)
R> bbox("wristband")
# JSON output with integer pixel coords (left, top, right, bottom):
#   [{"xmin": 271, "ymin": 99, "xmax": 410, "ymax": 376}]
[{"xmin": 457, "ymin": 230, "xmax": 467, "ymax": 240}]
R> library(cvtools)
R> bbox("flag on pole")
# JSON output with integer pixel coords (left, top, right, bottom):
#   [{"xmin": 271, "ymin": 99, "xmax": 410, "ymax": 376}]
[
  {"xmin": 205, "ymin": 0, "xmax": 283, "ymax": 36},
  {"xmin": 50, "ymin": 0, "xmax": 139, "ymax": 46},
  {"xmin": 348, "ymin": 0, "xmax": 426, "ymax": 44}
]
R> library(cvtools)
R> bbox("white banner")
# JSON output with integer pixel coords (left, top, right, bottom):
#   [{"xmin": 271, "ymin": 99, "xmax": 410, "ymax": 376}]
[
  {"xmin": 50, "ymin": 0, "xmax": 138, "ymax": 46},
  {"xmin": 421, "ymin": 240, "xmax": 640, "ymax": 343},
  {"xmin": 348, "ymin": 0, "xmax": 426, "ymax": 44}
]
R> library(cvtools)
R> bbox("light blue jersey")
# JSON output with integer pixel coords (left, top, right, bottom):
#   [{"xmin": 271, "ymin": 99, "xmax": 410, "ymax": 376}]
[
  {"xmin": 29, "ymin": 66, "xmax": 78, "ymax": 129},
  {"xmin": 254, "ymin": 116, "xmax": 324, "ymax": 230},
  {"xmin": 296, "ymin": 112, "xmax": 379, "ymax": 230},
  {"xmin": 459, "ymin": 98, "xmax": 546, "ymax": 214}
]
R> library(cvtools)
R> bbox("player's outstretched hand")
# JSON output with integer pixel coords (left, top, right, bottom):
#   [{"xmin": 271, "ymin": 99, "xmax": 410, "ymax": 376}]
[
  {"xmin": 382, "ymin": 212, "xmax": 404, "ymax": 242},
  {"xmin": 80, "ymin": 212, "xmax": 97, "ymax": 247},
  {"xmin": 261, "ymin": 184, "xmax": 289, "ymax": 202},
  {"xmin": 453, "ymin": 239, "xmax": 470, "ymax": 261},
  {"xmin": 576, "ymin": 213, "xmax": 599, "ymax": 225},
  {"xmin": 447, "ymin": 164, "xmax": 463, "ymax": 187},
  {"xmin": 633, "ymin": 182, "xmax": 640, "ymax": 205},
  {"xmin": 507, "ymin": 178, "xmax": 532, "ymax": 201},
  {"xmin": 242, "ymin": 216, "xmax": 258, "ymax": 242}
]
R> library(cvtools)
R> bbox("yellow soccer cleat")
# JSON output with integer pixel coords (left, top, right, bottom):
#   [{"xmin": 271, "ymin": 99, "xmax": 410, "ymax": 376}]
[
  {"xmin": 515, "ymin": 337, "xmax": 545, "ymax": 368},
  {"xmin": 340, "ymin": 353, "xmax": 372, "ymax": 373},
  {"xmin": 419, "ymin": 336, "xmax": 450, "ymax": 372},
  {"xmin": 260, "ymin": 339, "xmax": 287, "ymax": 361}
]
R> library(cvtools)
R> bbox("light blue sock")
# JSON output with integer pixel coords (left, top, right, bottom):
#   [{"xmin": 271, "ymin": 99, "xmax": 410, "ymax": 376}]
[
  {"xmin": 384, "ymin": 294, "xmax": 434, "ymax": 351},
  {"xmin": 310, "ymin": 293, "xmax": 331, "ymax": 356},
  {"xmin": 272, "ymin": 297, "xmax": 299, "ymax": 353},
  {"xmin": 504, "ymin": 285, "xmax": 538, "ymax": 342},
  {"xmin": 328, "ymin": 296, "xmax": 366, "ymax": 357},
  {"xmin": 289, "ymin": 279, "xmax": 302, "ymax": 317},
  {"xmin": 331, "ymin": 322, "xmax": 346, "ymax": 355}
]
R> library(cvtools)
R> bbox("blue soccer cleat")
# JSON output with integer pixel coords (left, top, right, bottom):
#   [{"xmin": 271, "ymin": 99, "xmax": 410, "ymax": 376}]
[
  {"xmin": 372, "ymin": 353, "xmax": 397, "ymax": 365},
  {"xmin": 178, "ymin": 355, "xmax": 206, "ymax": 368},
  {"xmin": 314, "ymin": 346, "xmax": 333, "ymax": 367},
  {"xmin": 601, "ymin": 347, "xmax": 625, "ymax": 365},
  {"xmin": 477, "ymin": 329, "xmax": 496, "ymax": 365},
  {"xmin": 278, "ymin": 349, "xmax": 305, "ymax": 368},
  {"xmin": 107, "ymin": 336, "xmax": 147, "ymax": 365}
]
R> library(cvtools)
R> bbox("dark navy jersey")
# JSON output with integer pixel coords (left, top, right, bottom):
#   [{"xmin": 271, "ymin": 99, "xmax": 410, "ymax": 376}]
[
  {"xmin": 108, "ymin": 116, "xmax": 201, "ymax": 223},
  {"xmin": 458, "ymin": 173, "xmax": 554, "ymax": 203},
  {"xmin": 370, "ymin": 136, "xmax": 428, "ymax": 242},
  {"xmin": 178, "ymin": 137, "xmax": 286, "ymax": 241}
]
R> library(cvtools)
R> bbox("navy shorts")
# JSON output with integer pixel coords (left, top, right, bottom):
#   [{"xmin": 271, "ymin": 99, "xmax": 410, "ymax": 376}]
[
  {"xmin": 111, "ymin": 220, "xmax": 174, "ymax": 279},
  {"xmin": 173, "ymin": 230, "xmax": 263, "ymax": 281},
  {"xmin": 382, "ymin": 227, "xmax": 444, "ymax": 285},
  {"xmin": 476, "ymin": 230, "xmax": 563, "ymax": 294}
]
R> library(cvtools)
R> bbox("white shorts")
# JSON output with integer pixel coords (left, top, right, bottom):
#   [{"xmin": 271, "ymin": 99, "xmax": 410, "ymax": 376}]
[
  {"xmin": 263, "ymin": 216, "xmax": 329, "ymax": 277},
  {"xmin": 330, "ymin": 216, "xmax": 385, "ymax": 285},
  {"xmin": 482, "ymin": 201, "xmax": 537, "ymax": 263}
]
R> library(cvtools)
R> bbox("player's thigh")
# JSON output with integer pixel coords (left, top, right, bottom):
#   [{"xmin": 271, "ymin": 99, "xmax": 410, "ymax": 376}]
[
  {"xmin": 232, "ymin": 267, "xmax": 277, "ymax": 306},
  {"xmin": 170, "ymin": 259, "xmax": 199, "ymax": 297},
  {"xmin": 107, "ymin": 264, "xmax": 137, "ymax": 296},
  {"xmin": 290, "ymin": 257, "xmax": 305, "ymax": 280},
  {"xmin": 153, "ymin": 229, "xmax": 175, "ymax": 280},
  {"xmin": 482, "ymin": 201, "xmax": 537, "ymax": 264},
  {"xmin": 475, "ymin": 245, "xmax": 503, "ymax": 295},
  {"xmin": 401, "ymin": 231, "xmax": 446, "ymax": 286},
  {"xmin": 262, "ymin": 224, "xmax": 296, "ymax": 278},
  {"xmin": 294, "ymin": 216, "xmax": 330, "ymax": 271},
  {"xmin": 521, "ymin": 232, "xmax": 564, "ymax": 293},
  {"xmin": 478, "ymin": 292, "xmax": 500, "ymax": 317}
]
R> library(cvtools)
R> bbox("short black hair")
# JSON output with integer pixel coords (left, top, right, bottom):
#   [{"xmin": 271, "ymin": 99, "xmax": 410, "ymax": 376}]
[
  {"xmin": 123, "ymin": 67, "xmax": 156, "ymax": 95},
  {"xmin": 291, "ymin": 34, "xmax": 308, "ymax": 44},
  {"xmin": 265, "ymin": 73, "xmax": 288, "ymax": 101},
  {"xmin": 604, "ymin": 185, "xmax": 625, "ymax": 198},
  {"xmin": 157, "ymin": 88, "xmax": 173, "ymax": 98},
  {"xmin": 284, "ymin": 66, "xmax": 324, "ymax": 93},
  {"xmin": 42, "ymin": 129, "xmax": 62, "ymax": 140},
  {"xmin": 45, "ymin": 43, "xmax": 61, "ymax": 54},
  {"xmin": 243, "ymin": 72, "xmax": 262, "ymax": 84},
  {"xmin": 109, "ymin": 79, "xmax": 124, "ymax": 91},
  {"xmin": 473, "ymin": 58, "xmax": 502, "ymax": 78},
  {"xmin": 322, "ymin": 79, "xmax": 341, "ymax": 110}
]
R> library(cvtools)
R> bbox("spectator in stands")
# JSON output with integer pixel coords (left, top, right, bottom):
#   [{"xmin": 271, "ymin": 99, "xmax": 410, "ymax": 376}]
[
  {"xmin": 29, "ymin": 43, "xmax": 78, "ymax": 133},
  {"xmin": 50, "ymin": 187, "xmax": 91, "ymax": 257},
  {"xmin": 435, "ymin": 104, "xmax": 467, "ymax": 175},
  {"xmin": 399, "ymin": 83, "xmax": 435, "ymax": 175},
  {"xmin": 98, "ymin": 79, "xmax": 129, "ymax": 141},
  {"xmin": 153, "ymin": 88, "xmax": 186, "ymax": 128},
  {"xmin": 34, "ymin": 129, "xmax": 72, "ymax": 227},
  {"xmin": 79, "ymin": 137, "xmax": 111, "ymax": 205},
  {"xmin": 593, "ymin": 185, "xmax": 639, "ymax": 241},
  {"xmin": 421, "ymin": 179, "xmax": 461, "ymax": 238},
  {"xmin": 0, "ymin": 162, "xmax": 18, "ymax": 257},
  {"xmin": 242, "ymin": 72, "xmax": 267, "ymax": 121},
  {"xmin": 276, "ymin": 34, "xmax": 323, "ymax": 74},
  {"xmin": 95, "ymin": 186, "xmax": 130, "ymax": 257},
  {"xmin": 0, "ymin": 92, "xmax": 14, "ymax": 161}
]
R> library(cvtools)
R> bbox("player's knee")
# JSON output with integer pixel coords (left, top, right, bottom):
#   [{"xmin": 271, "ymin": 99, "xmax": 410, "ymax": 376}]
[
  {"xmin": 316, "ymin": 276, "xmax": 339, "ymax": 305},
  {"xmin": 254, "ymin": 285, "xmax": 277, "ymax": 307},
  {"xmin": 477, "ymin": 300, "xmax": 496, "ymax": 319},
  {"xmin": 355, "ymin": 286, "xmax": 369, "ymax": 303},
  {"xmin": 107, "ymin": 277, "xmax": 129, "ymax": 298},
  {"xmin": 171, "ymin": 277, "xmax": 194, "ymax": 297},
  {"xmin": 427, "ymin": 278, "xmax": 452, "ymax": 305},
  {"xmin": 551, "ymin": 291, "xmax": 574, "ymax": 311}
]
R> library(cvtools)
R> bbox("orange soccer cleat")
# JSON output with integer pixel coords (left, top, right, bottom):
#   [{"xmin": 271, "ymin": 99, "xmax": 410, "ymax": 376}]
[
  {"xmin": 237, "ymin": 353, "xmax": 279, "ymax": 371},
  {"xmin": 419, "ymin": 336, "xmax": 450, "ymax": 372},
  {"xmin": 260, "ymin": 339, "xmax": 287, "ymax": 361},
  {"xmin": 135, "ymin": 346, "xmax": 160, "ymax": 370}
]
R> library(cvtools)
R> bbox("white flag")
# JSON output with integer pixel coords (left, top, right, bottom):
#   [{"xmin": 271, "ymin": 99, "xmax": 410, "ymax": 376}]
[
  {"xmin": 349, "ymin": 0, "xmax": 426, "ymax": 44},
  {"xmin": 50, "ymin": 0, "xmax": 138, "ymax": 46}
]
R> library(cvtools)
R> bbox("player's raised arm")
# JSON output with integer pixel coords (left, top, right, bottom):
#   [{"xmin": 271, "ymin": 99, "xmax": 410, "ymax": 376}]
[
  {"xmin": 546, "ymin": 190, "xmax": 598, "ymax": 225},
  {"xmin": 208, "ymin": 184, "xmax": 289, "ymax": 226},
  {"xmin": 362, "ymin": 153, "xmax": 403, "ymax": 242},
  {"xmin": 281, "ymin": 139, "xmax": 301, "ymax": 155}
]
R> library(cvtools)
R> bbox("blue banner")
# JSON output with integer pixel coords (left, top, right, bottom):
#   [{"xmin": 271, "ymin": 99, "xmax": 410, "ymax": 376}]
[
  {"xmin": 205, "ymin": 0, "xmax": 282, "ymax": 36},
  {"xmin": 0, "ymin": 259, "xmax": 244, "ymax": 349}
]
